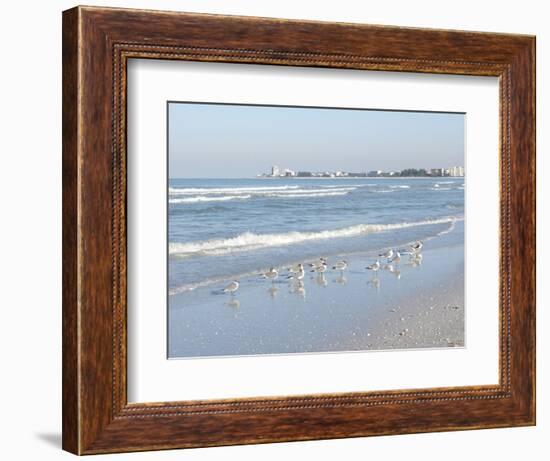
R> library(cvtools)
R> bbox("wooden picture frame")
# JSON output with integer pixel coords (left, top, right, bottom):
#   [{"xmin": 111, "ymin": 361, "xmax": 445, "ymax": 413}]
[{"xmin": 62, "ymin": 5, "xmax": 535, "ymax": 455}]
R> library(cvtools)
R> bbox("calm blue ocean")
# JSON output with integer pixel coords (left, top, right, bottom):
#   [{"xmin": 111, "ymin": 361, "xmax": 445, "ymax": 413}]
[{"xmin": 168, "ymin": 177, "xmax": 464, "ymax": 294}]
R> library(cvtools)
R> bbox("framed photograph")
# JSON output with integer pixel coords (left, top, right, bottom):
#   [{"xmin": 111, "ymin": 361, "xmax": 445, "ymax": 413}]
[{"xmin": 62, "ymin": 6, "xmax": 535, "ymax": 455}]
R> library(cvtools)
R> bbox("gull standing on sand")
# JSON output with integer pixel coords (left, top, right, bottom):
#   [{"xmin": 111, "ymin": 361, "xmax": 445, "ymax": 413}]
[
  {"xmin": 310, "ymin": 262, "xmax": 327, "ymax": 273},
  {"xmin": 308, "ymin": 258, "xmax": 327, "ymax": 269},
  {"xmin": 366, "ymin": 260, "xmax": 381, "ymax": 274},
  {"xmin": 332, "ymin": 260, "xmax": 348, "ymax": 272},
  {"xmin": 287, "ymin": 264, "xmax": 305, "ymax": 281},
  {"xmin": 262, "ymin": 267, "xmax": 279, "ymax": 282},
  {"xmin": 287, "ymin": 263, "xmax": 303, "ymax": 273},
  {"xmin": 410, "ymin": 241, "xmax": 423, "ymax": 253},
  {"xmin": 223, "ymin": 281, "xmax": 239, "ymax": 295}
]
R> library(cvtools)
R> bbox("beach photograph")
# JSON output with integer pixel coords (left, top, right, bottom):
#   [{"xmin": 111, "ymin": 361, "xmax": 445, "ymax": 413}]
[{"xmin": 167, "ymin": 102, "xmax": 465, "ymax": 359}]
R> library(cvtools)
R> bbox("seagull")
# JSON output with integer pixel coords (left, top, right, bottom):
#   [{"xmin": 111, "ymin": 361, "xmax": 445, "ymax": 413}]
[
  {"xmin": 310, "ymin": 262, "xmax": 327, "ymax": 273},
  {"xmin": 223, "ymin": 280, "xmax": 239, "ymax": 295},
  {"xmin": 410, "ymin": 241, "xmax": 423, "ymax": 252},
  {"xmin": 287, "ymin": 264, "xmax": 305, "ymax": 280},
  {"xmin": 379, "ymin": 249, "xmax": 394, "ymax": 261},
  {"xmin": 262, "ymin": 267, "xmax": 279, "ymax": 282},
  {"xmin": 308, "ymin": 258, "xmax": 327, "ymax": 269},
  {"xmin": 287, "ymin": 263, "xmax": 303, "ymax": 273},
  {"xmin": 366, "ymin": 260, "xmax": 381, "ymax": 274},
  {"xmin": 332, "ymin": 260, "xmax": 348, "ymax": 271},
  {"xmin": 389, "ymin": 251, "xmax": 401, "ymax": 264}
]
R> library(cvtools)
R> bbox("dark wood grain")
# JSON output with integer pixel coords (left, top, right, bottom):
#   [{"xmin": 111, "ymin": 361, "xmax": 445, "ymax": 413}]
[
  {"xmin": 62, "ymin": 7, "xmax": 79, "ymax": 454},
  {"xmin": 62, "ymin": 5, "xmax": 536, "ymax": 455}
]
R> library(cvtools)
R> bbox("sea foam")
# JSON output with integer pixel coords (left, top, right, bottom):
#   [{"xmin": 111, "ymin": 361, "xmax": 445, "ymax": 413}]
[
  {"xmin": 169, "ymin": 195, "xmax": 251, "ymax": 204},
  {"xmin": 169, "ymin": 216, "xmax": 461, "ymax": 258},
  {"xmin": 169, "ymin": 185, "xmax": 300, "ymax": 195}
]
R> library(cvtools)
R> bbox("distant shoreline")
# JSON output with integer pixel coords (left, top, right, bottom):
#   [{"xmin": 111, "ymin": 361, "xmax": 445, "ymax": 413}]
[
  {"xmin": 255, "ymin": 176, "xmax": 463, "ymax": 180},
  {"xmin": 170, "ymin": 176, "xmax": 464, "ymax": 180}
]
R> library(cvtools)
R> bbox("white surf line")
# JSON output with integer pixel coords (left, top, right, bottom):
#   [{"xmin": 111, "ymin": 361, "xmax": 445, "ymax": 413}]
[
  {"xmin": 169, "ymin": 216, "xmax": 464, "ymax": 258},
  {"xmin": 169, "ymin": 195, "xmax": 251, "ymax": 204},
  {"xmin": 169, "ymin": 191, "xmax": 351, "ymax": 204},
  {"xmin": 262, "ymin": 187, "xmax": 356, "ymax": 194},
  {"xmin": 266, "ymin": 191, "xmax": 350, "ymax": 198},
  {"xmin": 169, "ymin": 186, "xmax": 358, "ymax": 196},
  {"xmin": 168, "ymin": 185, "xmax": 300, "ymax": 195}
]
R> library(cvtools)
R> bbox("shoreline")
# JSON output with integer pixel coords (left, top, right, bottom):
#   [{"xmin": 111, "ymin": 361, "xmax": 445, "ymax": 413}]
[
  {"xmin": 172, "ymin": 176, "xmax": 464, "ymax": 180},
  {"xmin": 255, "ymin": 176, "xmax": 463, "ymax": 180},
  {"xmin": 168, "ymin": 222, "xmax": 465, "ymax": 358}
]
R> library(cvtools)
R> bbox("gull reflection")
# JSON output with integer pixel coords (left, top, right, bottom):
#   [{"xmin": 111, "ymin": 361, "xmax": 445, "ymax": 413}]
[
  {"xmin": 315, "ymin": 273, "xmax": 328, "ymax": 287},
  {"xmin": 224, "ymin": 298, "xmax": 240, "ymax": 318},
  {"xmin": 383, "ymin": 263, "xmax": 402, "ymax": 280},
  {"xmin": 290, "ymin": 280, "xmax": 306, "ymax": 299},
  {"xmin": 407, "ymin": 253, "xmax": 423, "ymax": 267},
  {"xmin": 390, "ymin": 269, "xmax": 402, "ymax": 280},
  {"xmin": 333, "ymin": 274, "xmax": 347, "ymax": 285},
  {"xmin": 267, "ymin": 286, "xmax": 279, "ymax": 299},
  {"xmin": 225, "ymin": 298, "xmax": 240, "ymax": 309},
  {"xmin": 367, "ymin": 277, "xmax": 381, "ymax": 291}
]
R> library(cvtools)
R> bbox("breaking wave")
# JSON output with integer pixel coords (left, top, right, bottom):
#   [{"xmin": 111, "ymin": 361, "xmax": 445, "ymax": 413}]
[
  {"xmin": 169, "ymin": 216, "xmax": 462, "ymax": 258},
  {"xmin": 169, "ymin": 195, "xmax": 251, "ymax": 204},
  {"xmin": 266, "ymin": 191, "xmax": 350, "ymax": 198},
  {"xmin": 169, "ymin": 185, "xmax": 300, "ymax": 195},
  {"xmin": 169, "ymin": 186, "xmax": 358, "ymax": 204}
]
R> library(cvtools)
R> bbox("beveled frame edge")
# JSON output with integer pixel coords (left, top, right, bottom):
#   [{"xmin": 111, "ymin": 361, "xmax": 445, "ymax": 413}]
[{"xmin": 62, "ymin": 5, "xmax": 535, "ymax": 455}]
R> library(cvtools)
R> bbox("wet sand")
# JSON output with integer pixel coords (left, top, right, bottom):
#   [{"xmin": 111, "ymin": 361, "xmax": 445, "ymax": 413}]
[{"xmin": 168, "ymin": 225, "xmax": 465, "ymax": 358}]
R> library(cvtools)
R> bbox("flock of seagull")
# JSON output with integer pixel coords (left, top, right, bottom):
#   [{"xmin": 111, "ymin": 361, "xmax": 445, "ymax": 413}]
[{"xmin": 222, "ymin": 240, "xmax": 424, "ymax": 295}]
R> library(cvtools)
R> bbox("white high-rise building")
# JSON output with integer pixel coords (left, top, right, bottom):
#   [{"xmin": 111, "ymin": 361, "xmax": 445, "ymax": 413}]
[
  {"xmin": 271, "ymin": 165, "xmax": 280, "ymax": 177},
  {"xmin": 448, "ymin": 166, "xmax": 465, "ymax": 177}
]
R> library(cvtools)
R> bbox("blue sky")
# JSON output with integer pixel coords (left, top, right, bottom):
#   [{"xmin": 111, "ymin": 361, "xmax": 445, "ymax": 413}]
[{"xmin": 168, "ymin": 102, "xmax": 464, "ymax": 178}]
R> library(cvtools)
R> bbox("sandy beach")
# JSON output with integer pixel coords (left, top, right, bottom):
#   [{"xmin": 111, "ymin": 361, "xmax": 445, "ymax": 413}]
[{"xmin": 168, "ymin": 220, "xmax": 465, "ymax": 358}]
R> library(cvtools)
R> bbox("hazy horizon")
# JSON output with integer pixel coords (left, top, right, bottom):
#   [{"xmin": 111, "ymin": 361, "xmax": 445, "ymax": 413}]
[{"xmin": 168, "ymin": 102, "xmax": 465, "ymax": 179}]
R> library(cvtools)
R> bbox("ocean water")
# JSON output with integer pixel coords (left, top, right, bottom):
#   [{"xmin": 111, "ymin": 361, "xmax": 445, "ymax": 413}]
[{"xmin": 168, "ymin": 177, "xmax": 464, "ymax": 295}]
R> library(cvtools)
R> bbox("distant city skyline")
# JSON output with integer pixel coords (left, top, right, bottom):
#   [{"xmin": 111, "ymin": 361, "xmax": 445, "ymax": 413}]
[
  {"xmin": 168, "ymin": 102, "xmax": 465, "ymax": 178},
  {"xmin": 260, "ymin": 165, "xmax": 465, "ymax": 178}
]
